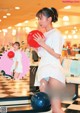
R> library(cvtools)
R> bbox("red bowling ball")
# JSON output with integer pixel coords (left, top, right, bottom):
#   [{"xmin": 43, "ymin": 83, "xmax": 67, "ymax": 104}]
[
  {"xmin": 27, "ymin": 30, "xmax": 44, "ymax": 48},
  {"xmin": 7, "ymin": 51, "xmax": 15, "ymax": 58}
]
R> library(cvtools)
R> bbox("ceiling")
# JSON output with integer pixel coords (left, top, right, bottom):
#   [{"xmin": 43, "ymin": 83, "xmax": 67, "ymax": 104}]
[{"xmin": 0, "ymin": 0, "xmax": 80, "ymax": 31}]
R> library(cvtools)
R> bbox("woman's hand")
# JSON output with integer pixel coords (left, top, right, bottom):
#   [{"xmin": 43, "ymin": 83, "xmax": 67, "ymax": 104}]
[
  {"xmin": 33, "ymin": 33, "xmax": 60, "ymax": 59},
  {"xmin": 33, "ymin": 33, "xmax": 45, "ymax": 47}
]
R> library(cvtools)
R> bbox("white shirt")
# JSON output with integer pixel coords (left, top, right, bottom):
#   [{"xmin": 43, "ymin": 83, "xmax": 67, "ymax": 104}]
[
  {"xmin": 34, "ymin": 28, "xmax": 65, "ymax": 85},
  {"xmin": 38, "ymin": 28, "xmax": 64, "ymax": 66}
]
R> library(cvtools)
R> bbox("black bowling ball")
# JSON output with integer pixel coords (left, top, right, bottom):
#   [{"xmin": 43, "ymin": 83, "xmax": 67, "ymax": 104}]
[
  {"xmin": 31, "ymin": 92, "xmax": 51, "ymax": 110},
  {"xmin": 1, "ymin": 70, "xmax": 5, "ymax": 75}
]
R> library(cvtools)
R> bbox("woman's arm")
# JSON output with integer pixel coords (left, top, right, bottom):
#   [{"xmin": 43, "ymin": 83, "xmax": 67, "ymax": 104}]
[
  {"xmin": 33, "ymin": 33, "xmax": 61, "ymax": 59},
  {"xmin": 42, "ymin": 43, "xmax": 61, "ymax": 59}
]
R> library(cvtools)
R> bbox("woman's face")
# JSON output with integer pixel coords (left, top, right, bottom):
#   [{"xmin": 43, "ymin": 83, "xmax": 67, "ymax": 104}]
[
  {"xmin": 38, "ymin": 14, "xmax": 51, "ymax": 28},
  {"xmin": 13, "ymin": 44, "xmax": 19, "ymax": 51}
]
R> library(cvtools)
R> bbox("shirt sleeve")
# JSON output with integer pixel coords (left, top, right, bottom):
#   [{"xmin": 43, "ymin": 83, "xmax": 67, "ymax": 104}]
[{"xmin": 51, "ymin": 31, "xmax": 64, "ymax": 55}]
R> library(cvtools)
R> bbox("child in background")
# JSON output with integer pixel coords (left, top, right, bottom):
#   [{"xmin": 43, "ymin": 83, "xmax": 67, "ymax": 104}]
[{"xmin": 11, "ymin": 42, "xmax": 23, "ymax": 79}]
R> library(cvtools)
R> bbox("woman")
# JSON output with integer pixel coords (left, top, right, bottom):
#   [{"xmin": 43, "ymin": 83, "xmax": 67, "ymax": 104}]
[
  {"xmin": 34, "ymin": 7, "xmax": 66, "ymax": 113},
  {"xmin": 11, "ymin": 42, "xmax": 23, "ymax": 80}
]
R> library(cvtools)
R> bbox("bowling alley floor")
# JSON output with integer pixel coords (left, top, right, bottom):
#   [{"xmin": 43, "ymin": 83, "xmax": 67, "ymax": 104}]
[{"xmin": 0, "ymin": 74, "xmax": 80, "ymax": 113}]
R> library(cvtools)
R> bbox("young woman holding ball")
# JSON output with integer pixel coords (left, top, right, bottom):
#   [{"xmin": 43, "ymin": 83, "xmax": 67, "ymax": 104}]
[{"xmin": 34, "ymin": 7, "xmax": 65, "ymax": 113}]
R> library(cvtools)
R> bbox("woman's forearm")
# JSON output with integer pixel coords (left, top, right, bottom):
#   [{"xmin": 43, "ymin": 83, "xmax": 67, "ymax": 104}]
[
  {"xmin": 42, "ymin": 43, "xmax": 61, "ymax": 59},
  {"xmin": 33, "ymin": 35, "xmax": 61, "ymax": 59}
]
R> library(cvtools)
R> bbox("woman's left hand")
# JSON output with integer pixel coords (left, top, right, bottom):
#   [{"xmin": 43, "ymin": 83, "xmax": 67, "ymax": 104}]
[{"xmin": 33, "ymin": 33, "xmax": 45, "ymax": 47}]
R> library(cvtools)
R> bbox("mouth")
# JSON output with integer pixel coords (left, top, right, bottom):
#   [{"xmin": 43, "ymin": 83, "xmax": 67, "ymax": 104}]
[{"xmin": 39, "ymin": 24, "xmax": 42, "ymax": 26}]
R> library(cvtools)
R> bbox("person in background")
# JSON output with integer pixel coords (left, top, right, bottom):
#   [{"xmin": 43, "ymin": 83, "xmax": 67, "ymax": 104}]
[
  {"xmin": 11, "ymin": 42, "xmax": 23, "ymax": 79},
  {"xmin": 25, "ymin": 46, "xmax": 31, "ymax": 58},
  {"xmin": 78, "ymin": 44, "xmax": 80, "ymax": 53},
  {"xmin": 1, "ymin": 46, "xmax": 5, "ymax": 52},
  {"xmin": 32, "ymin": 49, "xmax": 39, "ymax": 62}
]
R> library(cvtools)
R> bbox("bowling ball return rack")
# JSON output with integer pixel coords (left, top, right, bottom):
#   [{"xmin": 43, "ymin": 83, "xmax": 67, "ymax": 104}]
[
  {"xmin": 0, "ymin": 83, "xmax": 51, "ymax": 112},
  {"xmin": 0, "ymin": 75, "xmax": 50, "ymax": 113},
  {"xmin": 7, "ymin": 107, "xmax": 51, "ymax": 113},
  {"xmin": 0, "ymin": 93, "xmax": 51, "ymax": 113}
]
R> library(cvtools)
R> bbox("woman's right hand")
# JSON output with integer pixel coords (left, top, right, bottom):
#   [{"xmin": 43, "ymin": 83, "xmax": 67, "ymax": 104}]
[{"xmin": 33, "ymin": 33, "xmax": 45, "ymax": 47}]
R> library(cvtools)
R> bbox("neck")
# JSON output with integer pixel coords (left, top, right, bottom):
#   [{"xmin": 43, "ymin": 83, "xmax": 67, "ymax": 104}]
[{"xmin": 45, "ymin": 24, "xmax": 53, "ymax": 32}]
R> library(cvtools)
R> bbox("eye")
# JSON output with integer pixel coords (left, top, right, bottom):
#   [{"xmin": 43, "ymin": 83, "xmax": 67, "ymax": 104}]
[{"xmin": 38, "ymin": 18, "xmax": 41, "ymax": 20}]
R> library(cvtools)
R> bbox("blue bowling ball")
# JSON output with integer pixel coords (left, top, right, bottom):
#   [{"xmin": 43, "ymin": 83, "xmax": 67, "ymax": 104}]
[{"xmin": 31, "ymin": 92, "xmax": 51, "ymax": 110}]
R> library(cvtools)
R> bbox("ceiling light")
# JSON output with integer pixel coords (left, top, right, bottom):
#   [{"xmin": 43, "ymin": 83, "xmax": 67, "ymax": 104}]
[
  {"xmin": 6, "ymin": 13, "xmax": 11, "ymax": 16},
  {"xmin": 72, "ymin": 30, "xmax": 76, "ymax": 34},
  {"xmin": 74, "ymin": 27, "xmax": 77, "ymax": 29},
  {"xmin": 3, "ymin": 15, "xmax": 7, "ymax": 18},
  {"xmin": 74, "ymin": 35, "xmax": 78, "ymax": 39},
  {"xmin": 0, "ymin": 19, "xmax": 2, "ymax": 22},
  {"xmin": 12, "ymin": 29, "xmax": 16, "ymax": 36},
  {"xmin": 8, "ymin": 26, "xmax": 12, "ymax": 29},
  {"xmin": 15, "ymin": 23, "xmax": 22, "ymax": 26},
  {"xmin": 35, "ymin": 17, "xmax": 38, "ymax": 20},
  {"xmin": 24, "ymin": 20, "xmax": 29, "ymax": 23},
  {"xmin": 64, "ymin": 6, "xmax": 71, "ymax": 9},
  {"xmin": 63, "ymin": 35, "xmax": 67, "ymax": 39},
  {"xmin": 68, "ymin": 35, "xmax": 72, "ymax": 39},
  {"xmin": 63, "ymin": 16, "xmax": 69, "ymax": 21},
  {"xmin": 25, "ymin": 27, "xmax": 31, "ymax": 33},
  {"xmin": 2, "ymin": 29, "xmax": 8, "ymax": 33},
  {"xmin": 0, "ymin": 30, "xmax": 2, "ymax": 32},
  {"xmin": 65, "ymin": 30, "xmax": 69, "ymax": 34},
  {"xmin": 15, "ymin": 7, "xmax": 20, "ymax": 10}
]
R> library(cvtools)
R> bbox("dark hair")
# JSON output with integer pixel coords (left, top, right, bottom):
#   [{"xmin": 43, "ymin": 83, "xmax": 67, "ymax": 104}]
[
  {"xmin": 36, "ymin": 7, "xmax": 58, "ymax": 23},
  {"xmin": 13, "ymin": 42, "xmax": 20, "ymax": 49},
  {"xmin": 78, "ymin": 50, "xmax": 80, "ymax": 54}
]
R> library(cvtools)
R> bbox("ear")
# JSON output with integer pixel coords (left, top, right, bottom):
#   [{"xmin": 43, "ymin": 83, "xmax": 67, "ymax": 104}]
[{"xmin": 48, "ymin": 17, "xmax": 52, "ymax": 22}]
